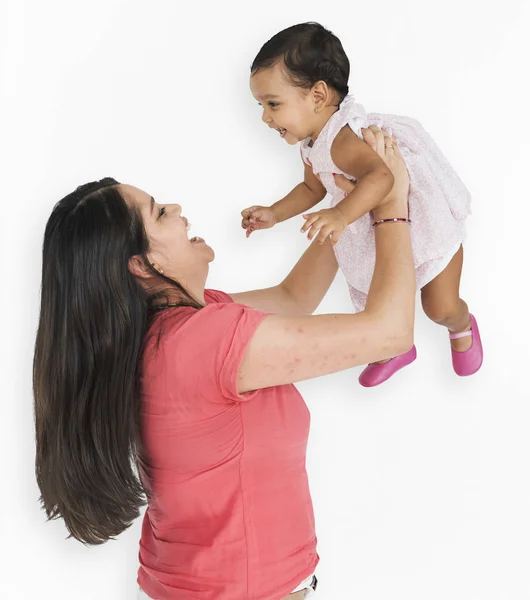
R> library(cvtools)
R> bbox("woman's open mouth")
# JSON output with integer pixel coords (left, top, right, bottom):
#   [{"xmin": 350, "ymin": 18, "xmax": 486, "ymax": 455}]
[{"xmin": 276, "ymin": 127, "xmax": 287, "ymax": 138}]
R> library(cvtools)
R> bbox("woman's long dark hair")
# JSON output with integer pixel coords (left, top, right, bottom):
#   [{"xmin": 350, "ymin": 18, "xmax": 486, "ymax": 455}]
[
  {"xmin": 33, "ymin": 178, "xmax": 201, "ymax": 545},
  {"xmin": 251, "ymin": 22, "xmax": 350, "ymax": 103}
]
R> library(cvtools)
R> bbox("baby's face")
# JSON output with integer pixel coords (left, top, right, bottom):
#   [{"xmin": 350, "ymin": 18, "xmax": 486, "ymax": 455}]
[{"xmin": 250, "ymin": 62, "xmax": 317, "ymax": 145}]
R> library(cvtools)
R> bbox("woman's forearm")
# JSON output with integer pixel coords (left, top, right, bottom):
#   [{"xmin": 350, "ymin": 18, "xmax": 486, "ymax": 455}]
[
  {"xmin": 280, "ymin": 238, "xmax": 339, "ymax": 315},
  {"xmin": 234, "ymin": 209, "xmax": 414, "ymax": 321},
  {"xmin": 280, "ymin": 192, "xmax": 414, "ymax": 323},
  {"xmin": 365, "ymin": 202, "xmax": 415, "ymax": 335},
  {"xmin": 230, "ymin": 238, "xmax": 338, "ymax": 316},
  {"xmin": 364, "ymin": 220, "xmax": 415, "ymax": 338}
]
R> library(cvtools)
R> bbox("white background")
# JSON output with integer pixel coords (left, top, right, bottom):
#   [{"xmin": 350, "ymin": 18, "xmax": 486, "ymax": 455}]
[{"xmin": 1, "ymin": 0, "xmax": 529, "ymax": 598}]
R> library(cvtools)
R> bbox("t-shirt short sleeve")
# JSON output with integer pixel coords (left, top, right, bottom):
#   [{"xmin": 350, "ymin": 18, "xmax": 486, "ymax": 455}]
[{"xmin": 174, "ymin": 300, "xmax": 269, "ymax": 404}]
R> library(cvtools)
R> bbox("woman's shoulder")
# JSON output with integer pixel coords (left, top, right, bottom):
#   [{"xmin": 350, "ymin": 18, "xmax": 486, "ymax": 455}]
[
  {"xmin": 151, "ymin": 291, "xmax": 252, "ymax": 345},
  {"xmin": 144, "ymin": 293, "xmax": 267, "ymax": 387}
]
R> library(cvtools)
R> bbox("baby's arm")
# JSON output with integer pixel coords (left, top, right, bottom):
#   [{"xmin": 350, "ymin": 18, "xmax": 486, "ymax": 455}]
[
  {"xmin": 273, "ymin": 159, "xmax": 327, "ymax": 222},
  {"xmin": 301, "ymin": 126, "xmax": 394, "ymax": 244},
  {"xmin": 331, "ymin": 126, "xmax": 394, "ymax": 223},
  {"xmin": 241, "ymin": 158, "xmax": 326, "ymax": 237}
]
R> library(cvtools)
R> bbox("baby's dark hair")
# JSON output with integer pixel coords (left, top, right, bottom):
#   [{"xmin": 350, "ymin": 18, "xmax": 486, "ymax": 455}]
[{"xmin": 251, "ymin": 22, "xmax": 350, "ymax": 102}]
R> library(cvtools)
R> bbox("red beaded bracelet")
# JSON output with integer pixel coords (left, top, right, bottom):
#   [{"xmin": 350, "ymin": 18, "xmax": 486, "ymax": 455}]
[{"xmin": 372, "ymin": 218, "xmax": 411, "ymax": 228}]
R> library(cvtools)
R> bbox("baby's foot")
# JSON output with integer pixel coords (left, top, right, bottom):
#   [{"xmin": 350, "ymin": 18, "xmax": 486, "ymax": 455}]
[
  {"xmin": 449, "ymin": 321, "xmax": 472, "ymax": 352},
  {"xmin": 359, "ymin": 346, "xmax": 417, "ymax": 387},
  {"xmin": 450, "ymin": 314, "xmax": 483, "ymax": 376}
]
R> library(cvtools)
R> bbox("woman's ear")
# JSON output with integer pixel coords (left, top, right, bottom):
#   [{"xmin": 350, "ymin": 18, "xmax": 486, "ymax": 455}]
[{"xmin": 128, "ymin": 255, "xmax": 151, "ymax": 280}]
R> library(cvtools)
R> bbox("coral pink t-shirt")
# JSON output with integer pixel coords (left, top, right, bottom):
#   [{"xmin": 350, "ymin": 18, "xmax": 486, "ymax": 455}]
[{"xmin": 137, "ymin": 290, "xmax": 319, "ymax": 600}]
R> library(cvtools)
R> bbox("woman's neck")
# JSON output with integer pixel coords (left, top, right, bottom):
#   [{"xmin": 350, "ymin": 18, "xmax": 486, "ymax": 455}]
[{"xmin": 151, "ymin": 281, "xmax": 206, "ymax": 308}]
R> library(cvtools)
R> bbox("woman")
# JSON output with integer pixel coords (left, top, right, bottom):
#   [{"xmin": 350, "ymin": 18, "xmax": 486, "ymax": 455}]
[{"xmin": 33, "ymin": 127, "xmax": 415, "ymax": 600}]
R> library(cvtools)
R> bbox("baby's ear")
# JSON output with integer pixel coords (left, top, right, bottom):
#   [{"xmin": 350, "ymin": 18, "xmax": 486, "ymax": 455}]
[{"xmin": 311, "ymin": 80, "xmax": 329, "ymax": 110}]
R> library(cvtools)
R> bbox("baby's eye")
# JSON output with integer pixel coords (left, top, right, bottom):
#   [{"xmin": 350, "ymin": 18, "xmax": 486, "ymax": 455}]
[{"xmin": 158, "ymin": 207, "xmax": 166, "ymax": 219}]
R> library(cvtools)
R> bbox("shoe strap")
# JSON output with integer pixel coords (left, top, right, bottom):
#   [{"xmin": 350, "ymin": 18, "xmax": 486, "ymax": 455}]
[{"xmin": 449, "ymin": 329, "xmax": 472, "ymax": 340}]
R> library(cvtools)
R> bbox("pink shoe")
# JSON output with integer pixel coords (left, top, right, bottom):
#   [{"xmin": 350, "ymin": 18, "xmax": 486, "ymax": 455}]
[
  {"xmin": 359, "ymin": 346, "xmax": 417, "ymax": 388},
  {"xmin": 449, "ymin": 313, "xmax": 483, "ymax": 376}
]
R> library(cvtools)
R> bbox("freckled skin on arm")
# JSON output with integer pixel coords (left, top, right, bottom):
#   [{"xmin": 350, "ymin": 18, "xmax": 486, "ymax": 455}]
[{"xmin": 238, "ymin": 312, "xmax": 398, "ymax": 393}]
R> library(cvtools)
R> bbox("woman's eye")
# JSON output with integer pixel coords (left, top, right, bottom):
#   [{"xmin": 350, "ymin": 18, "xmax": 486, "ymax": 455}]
[
  {"xmin": 268, "ymin": 102, "xmax": 278, "ymax": 108},
  {"xmin": 158, "ymin": 207, "xmax": 166, "ymax": 219}
]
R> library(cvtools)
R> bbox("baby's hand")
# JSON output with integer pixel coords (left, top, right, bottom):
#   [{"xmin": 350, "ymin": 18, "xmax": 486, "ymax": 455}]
[
  {"xmin": 301, "ymin": 207, "xmax": 349, "ymax": 245},
  {"xmin": 241, "ymin": 205, "xmax": 277, "ymax": 238}
]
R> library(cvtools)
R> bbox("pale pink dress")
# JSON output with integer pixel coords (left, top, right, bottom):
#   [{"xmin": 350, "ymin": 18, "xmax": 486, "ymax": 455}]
[{"xmin": 300, "ymin": 95, "xmax": 471, "ymax": 311}]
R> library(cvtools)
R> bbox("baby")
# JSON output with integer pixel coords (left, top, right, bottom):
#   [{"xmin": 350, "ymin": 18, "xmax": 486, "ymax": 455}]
[{"xmin": 242, "ymin": 22, "xmax": 483, "ymax": 387}]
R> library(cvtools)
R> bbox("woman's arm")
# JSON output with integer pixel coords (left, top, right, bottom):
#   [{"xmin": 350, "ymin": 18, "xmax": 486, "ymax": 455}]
[
  {"xmin": 230, "ymin": 237, "xmax": 338, "ymax": 316},
  {"xmin": 238, "ymin": 128, "xmax": 415, "ymax": 392}
]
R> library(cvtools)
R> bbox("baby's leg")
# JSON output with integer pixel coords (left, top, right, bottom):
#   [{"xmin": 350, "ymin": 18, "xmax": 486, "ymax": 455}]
[{"xmin": 420, "ymin": 245, "xmax": 471, "ymax": 351}]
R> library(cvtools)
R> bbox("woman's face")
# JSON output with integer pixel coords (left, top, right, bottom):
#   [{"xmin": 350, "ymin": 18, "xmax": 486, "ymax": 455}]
[{"xmin": 121, "ymin": 185, "xmax": 214, "ymax": 292}]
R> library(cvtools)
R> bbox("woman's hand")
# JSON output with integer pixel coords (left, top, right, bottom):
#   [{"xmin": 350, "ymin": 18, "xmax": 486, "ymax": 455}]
[{"xmin": 363, "ymin": 126, "xmax": 409, "ymax": 220}]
